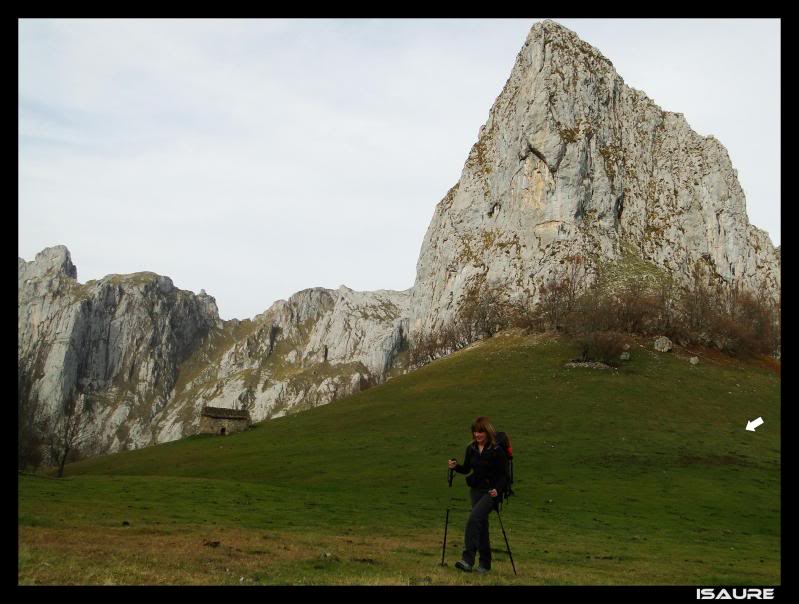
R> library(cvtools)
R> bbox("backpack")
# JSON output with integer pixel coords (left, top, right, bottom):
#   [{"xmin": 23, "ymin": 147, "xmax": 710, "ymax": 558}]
[{"xmin": 495, "ymin": 431, "xmax": 514, "ymax": 504}]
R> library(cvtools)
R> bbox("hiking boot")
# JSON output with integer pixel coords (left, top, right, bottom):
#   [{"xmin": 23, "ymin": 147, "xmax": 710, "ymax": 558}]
[
  {"xmin": 454, "ymin": 559, "xmax": 473, "ymax": 572},
  {"xmin": 475, "ymin": 565, "xmax": 490, "ymax": 574}
]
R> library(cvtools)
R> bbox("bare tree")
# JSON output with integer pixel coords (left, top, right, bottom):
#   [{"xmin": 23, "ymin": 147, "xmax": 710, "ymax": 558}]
[
  {"xmin": 448, "ymin": 282, "xmax": 516, "ymax": 346},
  {"xmin": 680, "ymin": 260, "xmax": 718, "ymax": 334},
  {"xmin": 652, "ymin": 274, "xmax": 680, "ymax": 335},
  {"xmin": 536, "ymin": 255, "xmax": 588, "ymax": 330},
  {"xmin": 706, "ymin": 282, "xmax": 781, "ymax": 357},
  {"xmin": 561, "ymin": 254, "xmax": 588, "ymax": 313},
  {"xmin": 18, "ymin": 397, "xmax": 45, "ymax": 472},
  {"xmin": 48, "ymin": 390, "xmax": 94, "ymax": 478},
  {"xmin": 615, "ymin": 277, "xmax": 660, "ymax": 334},
  {"xmin": 409, "ymin": 324, "xmax": 451, "ymax": 368},
  {"xmin": 409, "ymin": 284, "xmax": 515, "ymax": 368},
  {"xmin": 504, "ymin": 297, "xmax": 536, "ymax": 332}
]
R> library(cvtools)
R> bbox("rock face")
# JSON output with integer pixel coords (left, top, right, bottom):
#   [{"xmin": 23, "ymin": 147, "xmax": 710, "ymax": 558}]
[
  {"xmin": 18, "ymin": 247, "xmax": 409, "ymax": 455},
  {"xmin": 20, "ymin": 247, "xmax": 220, "ymax": 454},
  {"xmin": 409, "ymin": 20, "xmax": 780, "ymax": 339},
  {"xmin": 19, "ymin": 20, "xmax": 779, "ymax": 459},
  {"xmin": 158, "ymin": 285, "xmax": 410, "ymax": 443}
]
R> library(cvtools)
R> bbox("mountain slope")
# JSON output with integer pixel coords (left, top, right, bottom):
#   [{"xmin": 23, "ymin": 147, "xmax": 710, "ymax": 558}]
[{"xmin": 20, "ymin": 333, "xmax": 779, "ymax": 584}]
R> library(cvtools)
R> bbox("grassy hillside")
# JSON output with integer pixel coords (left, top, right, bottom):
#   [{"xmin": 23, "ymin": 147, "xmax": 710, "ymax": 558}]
[{"xmin": 18, "ymin": 333, "xmax": 781, "ymax": 585}]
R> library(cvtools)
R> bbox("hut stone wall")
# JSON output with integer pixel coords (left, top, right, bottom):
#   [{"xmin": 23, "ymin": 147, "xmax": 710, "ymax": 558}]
[{"xmin": 199, "ymin": 415, "xmax": 250, "ymax": 436}]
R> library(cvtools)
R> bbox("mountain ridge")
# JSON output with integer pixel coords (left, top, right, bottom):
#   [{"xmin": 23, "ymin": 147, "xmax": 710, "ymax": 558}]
[{"xmin": 19, "ymin": 245, "xmax": 409, "ymax": 455}]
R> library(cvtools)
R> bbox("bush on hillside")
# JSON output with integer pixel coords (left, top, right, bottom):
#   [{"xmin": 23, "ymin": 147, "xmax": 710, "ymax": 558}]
[
  {"xmin": 455, "ymin": 283, "xmax": 513, "ymax": 341},
  {"xmin": 691, "ymin": 285, "xmax": 781, "ymax": 357},
  {"xmin": 409, "ymin": 283, "xmax": 517, "ymax": 366},
  {"xmin": 574, "ymin": 330, "xmax": 628, "ymax": 366},
  {"xmin": 537, "ymin": 255, "xmax": 589, "ymax": 330},
  {"xmin": 409, "ymin": 257, "xmax": 780, "ymax": 367},
  {"xmin": 18, "ymin": 399, "xmax": 45, "ymax": 472}
]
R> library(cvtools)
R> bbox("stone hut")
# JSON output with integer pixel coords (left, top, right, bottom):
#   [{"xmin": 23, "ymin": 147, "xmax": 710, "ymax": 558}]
[{"xmin": 199, "ymin": 406, "xmax": 251, "ymax": 436}]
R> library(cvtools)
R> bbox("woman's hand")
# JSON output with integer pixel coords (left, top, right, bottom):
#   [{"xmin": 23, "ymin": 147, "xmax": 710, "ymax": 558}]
[
  {"xmin": 448, "ymin": 459, "xmax": 457, "ymax": 469},
  {"xmin": 488, "ymin": 489, "xmax": 498, "ymax": 498}
]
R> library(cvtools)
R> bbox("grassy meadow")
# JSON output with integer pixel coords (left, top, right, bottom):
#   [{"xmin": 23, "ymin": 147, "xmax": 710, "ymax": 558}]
[{"xmin": 18, "ymin": 333, "xmax": 781, "ymax": 585}]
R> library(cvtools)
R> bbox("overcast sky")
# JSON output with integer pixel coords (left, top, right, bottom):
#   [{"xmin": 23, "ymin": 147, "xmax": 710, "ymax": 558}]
[{"xmin": 19, "ymin": 18, "xmax": 780, "ymax": 321}]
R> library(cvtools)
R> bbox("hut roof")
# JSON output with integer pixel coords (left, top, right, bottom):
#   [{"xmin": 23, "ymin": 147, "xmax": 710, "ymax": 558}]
[{"xmin": 202, "ymin": 406, "xmax": 250, "ymax": 420}]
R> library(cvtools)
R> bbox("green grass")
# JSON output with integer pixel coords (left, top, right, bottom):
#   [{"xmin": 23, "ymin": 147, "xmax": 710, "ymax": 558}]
[{"xmin": 18, "ymin": 333, "xmax": 780, "ymax": 585}]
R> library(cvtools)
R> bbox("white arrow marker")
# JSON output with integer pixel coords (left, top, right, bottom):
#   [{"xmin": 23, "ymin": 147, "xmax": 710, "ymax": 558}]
[{"xmin": 746, "ymin": 417, "xmax": 764, "ymax": 432}]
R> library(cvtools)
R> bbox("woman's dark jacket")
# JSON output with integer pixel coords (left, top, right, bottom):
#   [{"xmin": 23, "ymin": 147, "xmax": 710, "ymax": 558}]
[{"xmin": 454, "ymin": 441, "xmax": 508, "ymax": 492}]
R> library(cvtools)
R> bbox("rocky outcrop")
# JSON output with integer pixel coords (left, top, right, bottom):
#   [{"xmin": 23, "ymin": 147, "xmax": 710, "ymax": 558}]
[
  {"xmin": 409, "ymin": 20, "xmax": 780, "ymax": 339},
  {"xmin": 18, "ymin": 248, "xmax": 410, "ymax": 455},
  {"xmin": 157, "ymin": 285, "xmax": 410, "ymax": 442},
  {"xmin": 19, "ymin": 246, "xmax": 222, "ymax": 454}
]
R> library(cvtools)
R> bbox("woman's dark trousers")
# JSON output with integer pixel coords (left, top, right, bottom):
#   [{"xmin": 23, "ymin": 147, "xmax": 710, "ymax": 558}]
[{"xmin": 462, "ymin": 488, "xmax": 495, "ymax": 569}]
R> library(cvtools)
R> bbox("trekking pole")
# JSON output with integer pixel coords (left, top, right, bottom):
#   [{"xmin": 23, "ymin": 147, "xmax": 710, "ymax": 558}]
[
  {"xmin": 441, "ymin": 464, "xmax": 455, "ymax": 566},
  {"xmin": 495, "ymin": 501, "xmax": 517, "ymax": 575}
]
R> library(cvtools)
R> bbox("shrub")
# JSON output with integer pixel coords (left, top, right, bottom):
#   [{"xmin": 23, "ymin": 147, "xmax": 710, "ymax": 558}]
[
  {"xmin": 537, "ymin": 255, "xmax": 588, "ymax": 330},
  {"xmin": 700, "ymin": 286, "xmax": 780, "ymax": 357},
  {"xmin": 409, "ymin": 257, "xmax": 780, "ymax": 366},
  {"xmin": 574, "ymin": 331, "xmax": 627, "ymax": 366}
]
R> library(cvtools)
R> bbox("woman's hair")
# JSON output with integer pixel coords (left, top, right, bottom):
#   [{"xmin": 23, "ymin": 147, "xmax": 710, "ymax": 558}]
[{"xmin": 471, "ymin": 416, "xmax": 497, "ymax": 447}]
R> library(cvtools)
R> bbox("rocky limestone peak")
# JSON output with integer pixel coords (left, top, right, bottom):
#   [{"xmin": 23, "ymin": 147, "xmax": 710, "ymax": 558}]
[
  {"xmin": 19, "ymin": 245, "xmax": 78, "ymax": 284},
  {"xmin": 409, "ymin": 20, "xmax": 780, "ymax": 338},
  {"xmin": 18, "ymin": 246, "xmax": 224, "ymax": 450}
]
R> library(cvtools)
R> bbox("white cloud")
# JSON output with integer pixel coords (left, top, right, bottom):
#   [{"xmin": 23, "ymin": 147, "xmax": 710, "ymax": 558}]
[{"xmin": 19, "ymin": 18, "xmax": 780, "ymax": 320}]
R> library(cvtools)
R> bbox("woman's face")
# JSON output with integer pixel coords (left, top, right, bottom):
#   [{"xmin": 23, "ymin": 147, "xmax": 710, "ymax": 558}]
[{"xmin": 474, "ymin": 430, "xmax": 487, "ymax": 445}]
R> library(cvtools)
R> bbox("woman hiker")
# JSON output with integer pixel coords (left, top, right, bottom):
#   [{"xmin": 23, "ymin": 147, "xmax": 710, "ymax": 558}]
[{"xmin": 447, "ymin": 416, "xmax": 509, "ymax": 573}]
